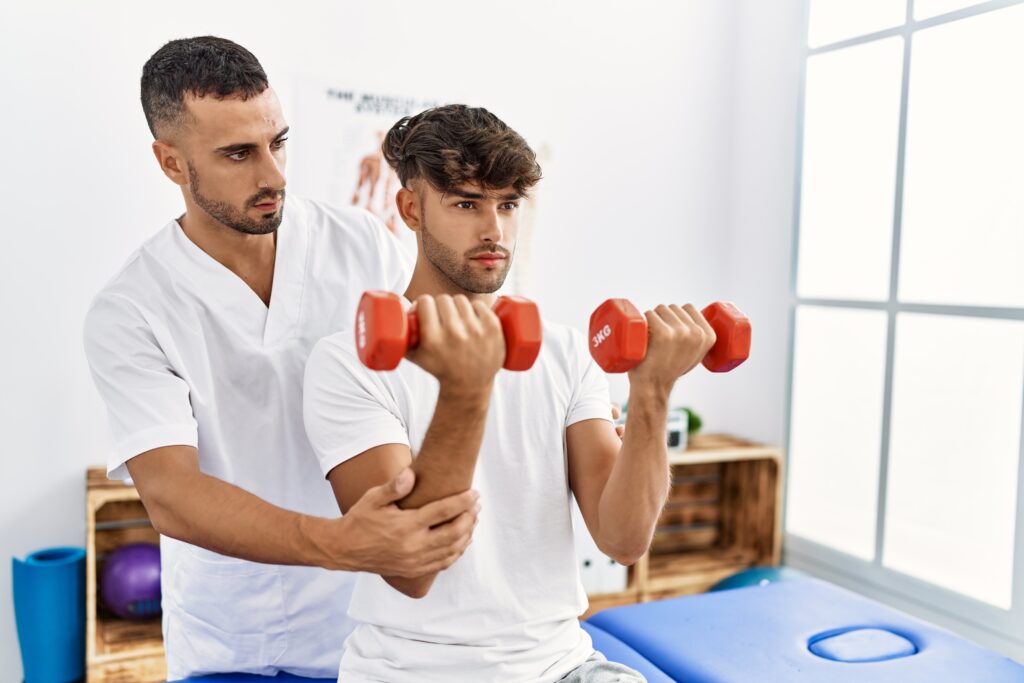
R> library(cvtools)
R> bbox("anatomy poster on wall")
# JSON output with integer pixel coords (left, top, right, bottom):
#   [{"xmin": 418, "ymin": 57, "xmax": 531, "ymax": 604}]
[{"xmin": 288, "ymin": 81, "xmax": 547, "ymax": 294}]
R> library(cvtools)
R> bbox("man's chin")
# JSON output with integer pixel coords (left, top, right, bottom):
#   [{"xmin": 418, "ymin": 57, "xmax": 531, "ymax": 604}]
[
  {"xmin": 229, "ymin": 215, "xmax": 282, "ymax": 236},
  {"xmin": 466, "ymin": 277, "xmax": 508, "ymax": 295}
]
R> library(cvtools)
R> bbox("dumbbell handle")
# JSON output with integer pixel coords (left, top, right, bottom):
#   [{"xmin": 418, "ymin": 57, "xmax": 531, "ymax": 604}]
[
  {"xmin": 400, "ymin": 299, "xmax": 513, "ymax": 351},
  {"xmin": 405, "ymin": 310, "xmax": 421, "ymax": 349}
]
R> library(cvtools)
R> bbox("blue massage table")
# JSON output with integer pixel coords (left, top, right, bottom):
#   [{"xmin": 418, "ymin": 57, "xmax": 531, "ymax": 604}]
[{"xmin": 181, "ymin": 578, "xmax": 1024, "ymax": 682}]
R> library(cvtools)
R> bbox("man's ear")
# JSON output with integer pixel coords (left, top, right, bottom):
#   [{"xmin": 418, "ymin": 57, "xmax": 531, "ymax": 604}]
[
  {"xmin": 395, "ymin": 186, "xmax": 423, "ymax": 232},
  {"xmin": 152, "ymin": 140, "xmax": 189, "ymax": 187}
]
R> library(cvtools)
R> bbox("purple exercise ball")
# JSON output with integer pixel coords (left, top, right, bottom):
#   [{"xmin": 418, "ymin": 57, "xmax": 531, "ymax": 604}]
[{"xmin": 100, "ymin": 542, "xmax": 161, "ymax": 620}]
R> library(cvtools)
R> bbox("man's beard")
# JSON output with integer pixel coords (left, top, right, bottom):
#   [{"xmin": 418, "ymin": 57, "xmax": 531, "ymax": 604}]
[
  {"xmin": 187, "ymin": 164, "xmax": 285, "ymax": 235},
  {"xmin": 421, "ymin": 212, "xmax": 513, "ymax": 294}
]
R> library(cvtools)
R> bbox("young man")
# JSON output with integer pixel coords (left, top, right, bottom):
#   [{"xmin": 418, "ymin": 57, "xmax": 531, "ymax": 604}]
[
  {"xmin": 83, "ymin": 38, "xmax": 478, "ymax": 680},
  {"xmin": 303, "ymin": 105, "xmax": 718, "ymax": 682}
]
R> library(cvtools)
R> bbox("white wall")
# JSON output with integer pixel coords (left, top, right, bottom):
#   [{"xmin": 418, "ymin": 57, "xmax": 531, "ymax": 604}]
[
  {"xmin": 0, "ymin": 0, "xmax": 800, "ymax": 676},
  {"xmin": 719, "ymin": 0, "xmax": 803, "ymax": 445}
]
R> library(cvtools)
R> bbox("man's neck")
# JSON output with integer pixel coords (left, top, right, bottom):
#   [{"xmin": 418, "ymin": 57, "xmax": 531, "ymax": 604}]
[{"xmin": 179, "ymin": 206, "xmax": 277, "ymax": 306}]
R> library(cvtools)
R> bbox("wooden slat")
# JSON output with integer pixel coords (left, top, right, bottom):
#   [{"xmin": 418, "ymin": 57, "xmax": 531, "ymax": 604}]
[
  {"xmin": 641, "ymin": 565, "xmax": 739, "ymax": 600},
  {"xmin": 665, "ymin": 480, "xmax": 720, "ymax": 506},
  {"xmin": 669, "ymin": 434, "xmax": 783, "ymax": 466},
  {"xmin": 649, "ymin": 526, "xmax": 719, "ymax": 554},
  {"xmin": 87, "ymin": 653, "xmax": 166, "ymax": 683},
  {"xmin": 670, "ymin": 462, "xmax": 722, "ymax": 479},
  {"xmin": 644, "ymin": 545, "xmax": 759, "ymax": 594},
  {"xmin": 87, "ymin": 468, "xmax": 133, "ymax": 491},
  {"xmin": 95, "ymin": 499, "xmax": 149, "ymax": 523},
  {"xmin": 95, "ymin": 527, "xmax": 160, "ymax": 556},
  {"xmin": 96, "ymin": 617, "xmax": 162, "ymax": 652},
  {"xmin": 688, "ymin": 433, "xmax": 761, "ymax": 450},
  {"xmin": 647, "ymin": 545, "xmax": 758, "ymax": 576},
  {"xmin": 657, "ymin": 502, "xmax": 720, "ymax": 528}
]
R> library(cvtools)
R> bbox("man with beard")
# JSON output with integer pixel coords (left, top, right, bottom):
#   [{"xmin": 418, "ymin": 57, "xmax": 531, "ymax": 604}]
[
  {"xmin": 83, "ymin": 37, "xmax": 479, "ymax": 680},
  {"xmin": 303, "ymin": 104, "xmax": 718, "ymax": 682}
]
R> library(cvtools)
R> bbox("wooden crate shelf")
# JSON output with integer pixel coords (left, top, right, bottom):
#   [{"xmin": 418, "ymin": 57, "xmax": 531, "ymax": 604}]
[
  {"xmin": 86, "ymin": 469, "xmax": 166, "ymax": 683},
  {"xmin": 586, "ymin": 433, "xmax": 784, "ymax": 612}
]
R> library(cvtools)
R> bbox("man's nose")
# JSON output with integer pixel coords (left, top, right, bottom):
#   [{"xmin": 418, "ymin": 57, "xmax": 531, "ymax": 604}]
[
  {"xmin": 478, "ymin": 209, "xmax": 503, "ymax": 243},
  {"xmin": 257, "ymin": 152, "xmax": 286, "ymax": 191}
]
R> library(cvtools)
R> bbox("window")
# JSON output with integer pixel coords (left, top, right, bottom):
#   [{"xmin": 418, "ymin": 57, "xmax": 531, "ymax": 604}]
[{"xmin": 786, "ymin": 0, "xmax": 1024, "ymax": 659}]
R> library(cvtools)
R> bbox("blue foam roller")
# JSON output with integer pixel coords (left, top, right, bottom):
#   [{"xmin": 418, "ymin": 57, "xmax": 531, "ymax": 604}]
[
  {"xmin": 709, "ymin": 564, "xmax": 809, "ymax": 591},
  {"xmin": 12, "ymin": 547, "xmax": 86, "ymax": 683}
]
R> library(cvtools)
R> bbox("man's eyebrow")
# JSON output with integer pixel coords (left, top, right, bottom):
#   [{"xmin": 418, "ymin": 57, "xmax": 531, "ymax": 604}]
[
  {"xmin": 449, "ymin": 189, "xmax": 522, "ymax": 201},
  {"xmin": 215, "ymin": 126, "xmax": 290, "ymax": 154}
]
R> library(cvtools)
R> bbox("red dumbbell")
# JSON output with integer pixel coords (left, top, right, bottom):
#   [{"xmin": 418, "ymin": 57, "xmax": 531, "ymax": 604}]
[
  {"xmin": 588, "ymin": 299, "xmax": 751, "ymax": 373},
  {"xmin": 355, "ymin": 291, "xmax": 543, "ymax": 371}
]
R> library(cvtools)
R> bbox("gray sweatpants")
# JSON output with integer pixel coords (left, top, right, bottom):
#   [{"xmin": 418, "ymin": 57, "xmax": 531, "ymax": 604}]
[{"xmin": 556, "ymin": 652, "xmax": 647, "ymax": 682}]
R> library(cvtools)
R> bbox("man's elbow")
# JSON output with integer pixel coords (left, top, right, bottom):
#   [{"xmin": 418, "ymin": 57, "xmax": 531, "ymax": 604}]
[
  {"xmin": 386, "ymin": 576, "xmax": 435, "ymax": 599},
  {"xmin": 598, "ymin": 538, "xmax": 649, "ymax": 567},
  {"xmin": 134, "ymin": 484, "xmax": 186, "ymax": 541},
  {"xmin": 400, "ymin": 584, "xmax": 431, "ymax": 599},
  {"xmin": 140, "ymin": 497, "xmax": 177, "ymax": 539}
]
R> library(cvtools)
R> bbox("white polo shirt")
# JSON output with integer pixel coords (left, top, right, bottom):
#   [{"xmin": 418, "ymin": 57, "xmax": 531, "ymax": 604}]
[
  {"xmin": 303, "ymin": 318, "xmax": 614, "ymax": 683},
  {"xmin": 83, "ymin": 196, "xmax": 410, "ymax": 680}
]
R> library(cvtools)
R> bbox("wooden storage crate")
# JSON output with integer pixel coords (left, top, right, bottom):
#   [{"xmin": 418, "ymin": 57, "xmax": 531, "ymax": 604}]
[
  {"xmin": 584, "ymin": 433, "xmax": 783, "ymax": 617},
  {"xmin": 85, "ymin": 469, "xmax": 166, "ymax": 683}
]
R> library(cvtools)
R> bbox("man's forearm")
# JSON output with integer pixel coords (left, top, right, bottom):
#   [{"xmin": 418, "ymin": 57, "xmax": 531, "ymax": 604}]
[
  {"xmin": 383, "ymin": 382, "xmax": 492, "ymax": 597},
  {"xmin": 596, "ymin": 384, "xmax": 672, "ymax": 563},
  {"xmin": 398, "ymin": 383, "xmax": 493, "ymax": 510},
  {"xmin": 138, "ymin": 467, "xmax": 343, "ymax": 570}
]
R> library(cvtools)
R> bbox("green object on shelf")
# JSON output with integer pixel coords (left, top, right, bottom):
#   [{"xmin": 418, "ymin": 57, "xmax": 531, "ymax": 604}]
[{"xmin": 681, "ymin": 407, "xmax": 702, "ymax": 435}]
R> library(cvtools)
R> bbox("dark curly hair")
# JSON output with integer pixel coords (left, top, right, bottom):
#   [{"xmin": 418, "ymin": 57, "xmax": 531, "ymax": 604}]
[
  {"xmin": 382, "ymin": 105, "xmax": 542, "ymax": 197},
  {"xmin": 141, "ymin": 36, "xmax": 269, "ymax": 138}
]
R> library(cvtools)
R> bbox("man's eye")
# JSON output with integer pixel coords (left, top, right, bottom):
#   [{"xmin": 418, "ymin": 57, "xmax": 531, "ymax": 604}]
[
  {"xmin": 228, "ymin": 151, "xmax": 248, "ymax": 161},
  {"xmin": 456, "ymin": 201, "xmax": 474, "ymax": 209},
  {"xmin": 501, "ymin": 202, "xmax": 520, "ymax": 211},
  {"xmin": 273, "ymin": 137, "xmax": 288, "ymax": 149}
]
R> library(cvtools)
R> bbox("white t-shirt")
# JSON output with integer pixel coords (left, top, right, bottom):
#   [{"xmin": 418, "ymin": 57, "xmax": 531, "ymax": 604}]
[
  {"xmin": 83, "ymin": 197, "xmax": 410, "ymax": 680},
  {"xmin": 303, "ymin": 316, "xmax": 614, "ymax": 683}
]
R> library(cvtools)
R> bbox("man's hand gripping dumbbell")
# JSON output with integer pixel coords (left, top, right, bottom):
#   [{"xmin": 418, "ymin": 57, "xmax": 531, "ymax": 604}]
[
  {"xmin": 589, "ymin": 299, "xmax": 751, "ymax": 376},
  {"xmin": 356, "ymin": 290, "xmax": 543, "ymax": 372}
]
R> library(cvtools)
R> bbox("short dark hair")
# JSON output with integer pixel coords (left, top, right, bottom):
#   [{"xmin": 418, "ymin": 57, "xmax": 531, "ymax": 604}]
[
  {"xmin": 382, "ymin": 105, "xmax": 542, "ymax": 197},
  {"xmin": 141, "ymin": 36, "xmax": 269, "ymax": 138}
]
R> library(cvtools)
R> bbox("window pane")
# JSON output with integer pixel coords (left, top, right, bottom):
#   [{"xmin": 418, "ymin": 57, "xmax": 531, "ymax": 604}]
[
  {"xmin": 914, "ymin": 0, "xmax": 984, "ymax": 20},
  {"xmin": 808, "ymin": 0, "xmax": 906, "ymax": 48},
  {"xmin": 899, "ymin": 5, "xmax": 1024, "ymax": 308},
  {"xmin": 883, "ymin": 313, "xmax": 1023, "ymax": 609},
  {"xmin": 798, "ymin": 38, "xmax": 904, "ymax": 301},
  {"xmin": 787, "ymin": 306, "xmax": 889, "ymax": 559}
]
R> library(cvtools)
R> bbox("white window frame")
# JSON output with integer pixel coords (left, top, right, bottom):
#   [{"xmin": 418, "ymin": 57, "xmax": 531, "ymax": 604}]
[{"xmin": 784, "ymin": 0, "xmax": 1024, "ymax": 661}]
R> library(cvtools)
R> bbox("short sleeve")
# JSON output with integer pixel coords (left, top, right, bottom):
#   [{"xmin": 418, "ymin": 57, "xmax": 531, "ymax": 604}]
[
  {"xmin": 303, "ymin": 334, "xmax": 410, "ymax": 478},
  {"xmin": 565, "ymin": 328, "xmax": 614, "ymax": 428},
  {"xmin": 83, "ymin": 294, "xmax": 198, "ymax": 480}
]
